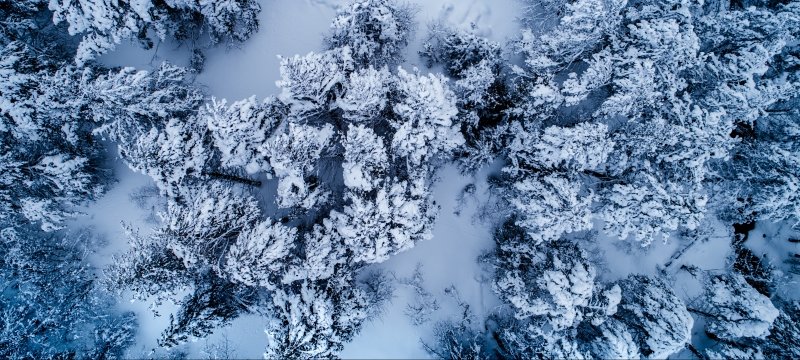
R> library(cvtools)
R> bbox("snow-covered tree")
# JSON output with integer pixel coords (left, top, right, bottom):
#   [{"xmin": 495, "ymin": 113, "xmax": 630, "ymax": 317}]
[
  {"xmin": 337, "ymin": 66, "xmax": 393, "ymax": 123},
  {"xmin": 508, "ymin": 174, "xmax": 594, "ymax": 245},
  {"xmin": 342, "ymin": 124, "xmax": 389, "ymax": 192},
  {"xmin": 503, "ymin": 123, "xmax": 614, "ymax": 178},
  {"xmin": 0, "ymin": 227, "xmax": 137, "ymax": 358},
  {"xmin": 421, "ymin": 23, "xmax": 503, "ymax": 78},
  {"xmin": 761, "ymin": 300, "xmax": 800, "ymax": 359},
  {"xmin": 108, "ymin": 184, "xmax": 262, "ymax": 309},
  {"xmin": 725, "ymin": 114, "xmax": 800, "ymax": 225},
  {"xmin": 700, "ymin": 274, "xmax": 779, "ymax": 341},
  {"xmin": 87, "ymin": 63, "xmax": 204, "ymax": 131},
  {"xmin": 600, "ymin": 174, "xmax": 706, "ymax": 245},
  {"xmin": 265, "ymin": 276, "xmax": 378, "ymax": 359},
  {"xmin": 88, "ymin": 63, "xmax": 210, "ymax": 196},
  {"xmin": 110, "ymin": 184, "xmax": 274, "ymax": 348},
  {"xmin": 205, "ymin": 96, "xmax": 286, "ymax": 173},
  {"xmin": 615, "ymin": 274, "xmax": 693, "ymax": 359},
  {"xmin": 326, "ymin": 0, "xmax": 415, "ymax": 67},
  {"xmin": 223, "ymin": 219, "xmax": 295, "ymax": 290},
  {"xmin": 420, "ymin": 24, "xmax": 509, "ymax": 172},
  {"xmin": 517, "ymin": 0, "xmax": 626, "ymax": 73},
  {"xmin": 391, "ymin": 68, "xmax": 463, "ymax": 174},
  {"xmin": 106, "ymin": 225, "xmax": 192, "ymax": 309},
  {"xmin": 126, "ymin": 116, "xmax": 211, "ymax": 197},
  {"xmin": 334, "ymin": 178, "xmax": 435, "ymax": 264},
  {"xmin": 159, "ymin": 184, "xmax": 261, "ymax": 271},
  {"xmin": 264, "ymin": 123, "xmax": 335, "ymax": 209},
  {"xmin": 0, "ymin": 43, "xmax": 106, "ymax": 231},
  {"xmin": 492, "ymin": 231, "xmax": 620, "ymax": 331},
  {"xmin": 282, "ymin": 219, "xmax": 346, "ymax": 284},
  {"xmin": 453, "ymin": 59, "xmax": 501, "ymax": 127},
  {"xmin": 595, "ymin": 0, "xmax": 701, "ymax": 120},
  {"xmin": 276, "ymin": 48, "xmax": 354, "ymax": 117},
  {"xmin": 589, "ymin": 319, "xmax": 641, "ymax": 359},
  {"xmin": 704, "ymin": 342, "xmax": 763, "ymax": 360},
  {"xmin": 423, "ymin": 320, "xmax": 489, "ymax": 360},
  {"xmin": 527, "ymin": 123, "xmax": 613, "ymax": 173},
  {"xmin": 159, "ymin": 271, "xmax": 260, "ymax": 348},
  {"xmin": 48, "ymin": 0, "xmax": 261, "ymax": 65},
  {"xmin": 0, "ymin": 1, "xmax": 48, "ymax": 46}
]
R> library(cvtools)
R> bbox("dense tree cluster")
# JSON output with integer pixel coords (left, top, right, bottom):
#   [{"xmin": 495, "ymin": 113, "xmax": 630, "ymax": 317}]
[
  {"xmin": 0, "ymin": 1, "xmax": 261, "ymax": 357},
  {"xmin": 420, "ymin": 0, "xmax": 800, "ymax": 358},
  {"xmin": 1, "ymin": 0, "xmax": 799, "ymax": 358},
  {"xmin": 50, "ymin": 0, "xmax": 261, "ymax": 65}
]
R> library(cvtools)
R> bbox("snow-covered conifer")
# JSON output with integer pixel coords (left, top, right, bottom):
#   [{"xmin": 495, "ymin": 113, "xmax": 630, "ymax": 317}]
[
  {"xmin": 509, "ymin": 174, "xmax": 594, "ymax": 245},
  {"xmin": 264, "ymin": 123, "xmax": 335, "ymax": 209},
  {"xmin": 589, "ymin": 319, "xmax": 641, "ymax": 359},
  {"xmin": 49, "ymin": 0, "xmax": 261, "ymax": 65},
  {"xmin": 701, "ymin": 274, "xmax": 779, "ymax": 340},
  {"xmin": 421, "ymin": 24, "xmax": 502, "ymax": 77},
  {"xmin": 276, "ymin": 48, "xmax": 354, "ymax": 116},
  {"xmin": 518, "ymin": 0, "xmax": 626, "ymax": 73},
  {"xmin": 223, "ymin": 220, "xmax": 296, "ymax": 289},
  {"xmin": 615, "ymin": 274, "xmax": 693, "ymax": 359},
  {"xmin": 391, "ymin": 68, "xmax": 463, "ymax": 174},
  {"xmin": 282, "ymin": 220, "xmax": 346, "ymax": 284},
  {"xmin": 342, "ymin": 124, "xmax": 388, "ymax": 192},
  {"xmin": 600, "ymin": 174, "xmax": 706, "ymax": 245},
  {"xmin": 338, "ymin": 66, "xmax": 393, "ymax": 123},
  {"xmin": 334, "ymin": 178, "xmax": 435, "ymax": 264},
  {"xmin": 326, "ymin": 0, "xmax": 415, "ymax": 67},
  {"xmin": 493, "ymin": 237, "xmax": 618, "ymax": 330},
  {"xmin": 506, "ymin": 122, "xmax": 613, "ymax": 176},
  {"xmin": 265, "ymin": 278, "xmax": 371, "ymax": 359},
  {"xmin": 205, "ymin": 96, "xmax": 286, "ymax": 174},
  {"xmin": 159, "ymin": 184, "xmax": 260, "ymax": 271}
]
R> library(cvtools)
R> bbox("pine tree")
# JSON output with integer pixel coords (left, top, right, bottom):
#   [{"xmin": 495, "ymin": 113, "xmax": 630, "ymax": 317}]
[
  {"xmin": 276, "ymin": 48, "xmax": 354, "ymax": 117},
  {"xmin": 0, "ymin": 227, "xmax": 137, "ymax": 358},
  {"xmin": 334, "ymin": 178, "xmax": 435, "ymax": 264},
  {"xmin": 508, "ymin": 174, "xmax": 594, "ymax": 245},
  {"xmin": 701, "ymin": 274, "xmax": 779, "ymax": 341},
  {"xmin": 0, "ymin": 43, "xmax": 107, "ymax": 231},
  {"xmin": 223, "ymin": 219, "xmax": 295, "ymax": 290},
  {"xmin": 205, "ymin": 96, "xmax": 286, "ymax": 174},
  {"xmin": 600, "ymin": 174, "xmax": 707, "ymax": 246},
  {"xmin": 159, "ymin": 271, "xmax": 260, "ymax": 348},
  {"xmin": 337, "ymin": 66, "xmax": 393, "ymax": 123},
  {"xmin": 517, "ymin": 0, "xmax": 626, "ymax": 73},
  {"xmin": 48, "ymin": 0, "xmax": 262, "ymax": 65},
  {"xmin": 391, "ymin": 68, "xmax": 463, "ymax": 176},
  {"xmin": 492, "ymin": 235, "xmax": 620, "ymax": 331},
  {"xmin": 341, "ymin": 124, "xmax": 389, "ymax": 192},
  {"xmin": 264, "ymin": 123, "xmax": 335, "ymax": 209},
  {"xmin": 265, "ymin": 275, "xmax": 382, "ymax": 359},
  {"xmin": 615, "ymin": 274, "xmax": 693, "ymax": 359},
  {"xmin": 326, "ymin": 0, "xmax": 415, "ymax": 68}
]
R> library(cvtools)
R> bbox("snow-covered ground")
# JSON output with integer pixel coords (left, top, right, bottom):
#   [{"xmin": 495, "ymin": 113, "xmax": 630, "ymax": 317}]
[{"xmin": 340, "ymin": 163, "xmax": 504, "ymax": 358}]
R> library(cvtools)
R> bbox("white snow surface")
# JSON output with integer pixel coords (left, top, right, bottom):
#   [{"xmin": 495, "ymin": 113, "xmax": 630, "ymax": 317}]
[{"xmin": 340, "ymin": 164, "xmax": 503, "ymax": 358}]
